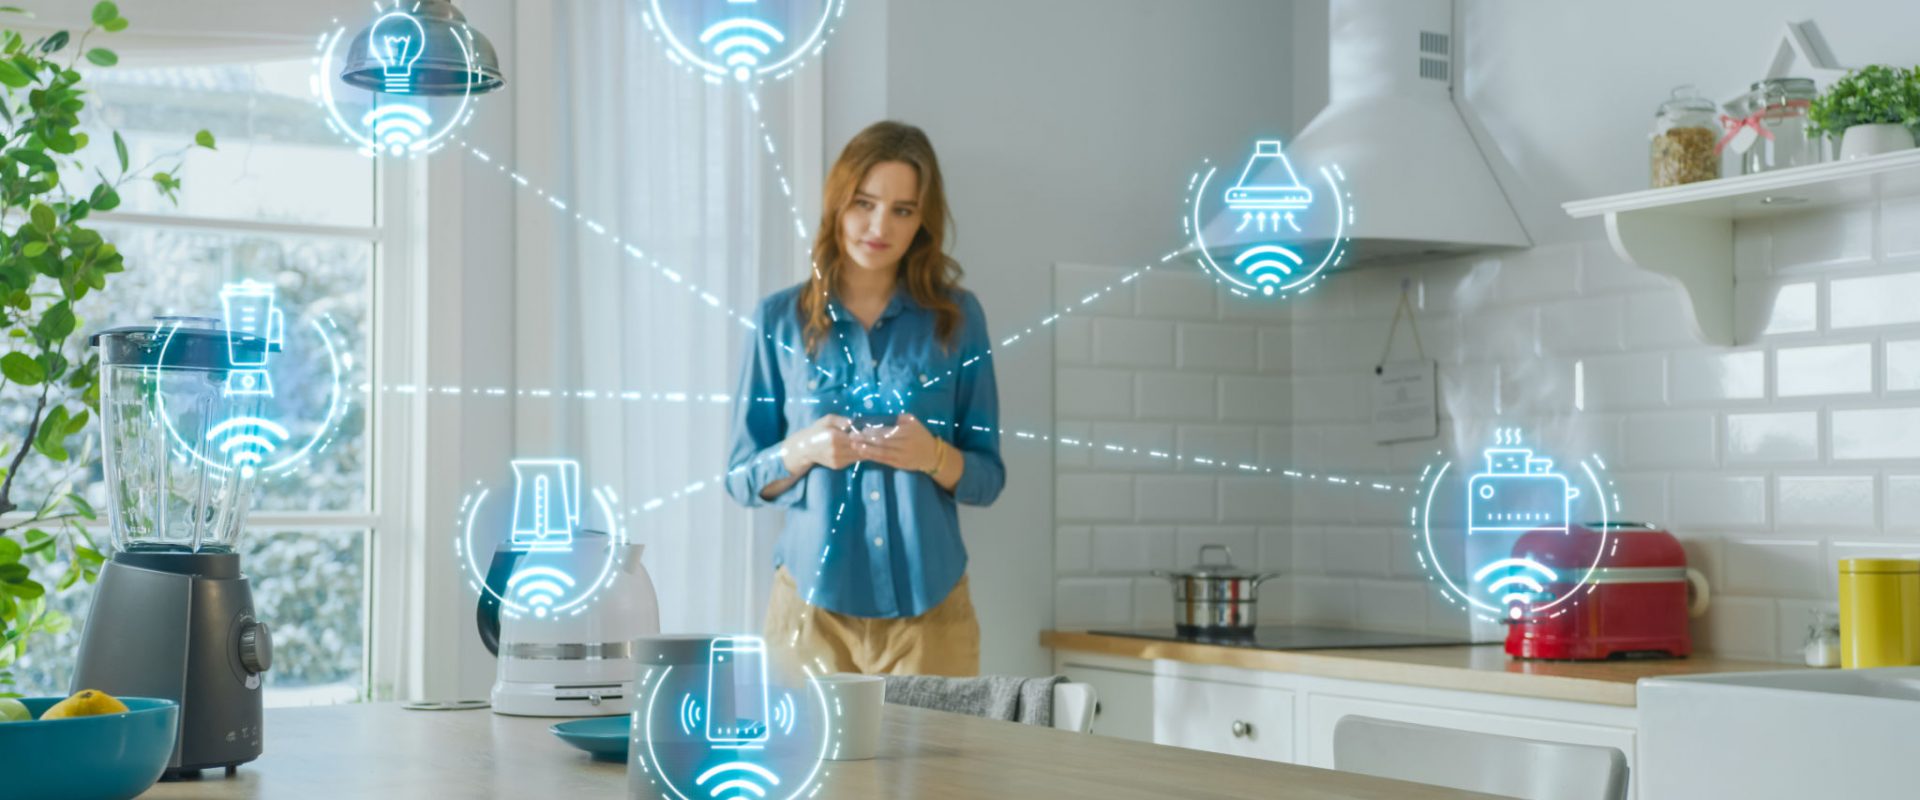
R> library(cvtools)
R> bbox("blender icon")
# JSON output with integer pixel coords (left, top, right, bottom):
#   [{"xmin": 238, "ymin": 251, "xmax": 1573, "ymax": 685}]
[{"xmin": 220, "ymin": 280, "xmax": 284, "ymax": 397}]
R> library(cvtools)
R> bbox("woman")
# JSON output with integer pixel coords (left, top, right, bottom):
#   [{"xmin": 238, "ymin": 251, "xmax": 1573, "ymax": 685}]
[{"xmin": 725, "ymin": 121, "xmax": 1004, "ymax": 677}]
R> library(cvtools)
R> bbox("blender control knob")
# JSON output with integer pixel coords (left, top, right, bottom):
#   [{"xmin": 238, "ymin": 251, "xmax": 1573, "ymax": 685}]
[{"xmin": 240, "ymin": 620, "xmax": 273, "ymax": 674}]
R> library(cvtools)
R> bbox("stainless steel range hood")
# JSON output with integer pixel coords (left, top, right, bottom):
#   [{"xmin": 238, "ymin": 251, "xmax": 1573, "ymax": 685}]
[{"xmin": 1287, "ymin": 0, "xmax": 1531, "ymax": 265}]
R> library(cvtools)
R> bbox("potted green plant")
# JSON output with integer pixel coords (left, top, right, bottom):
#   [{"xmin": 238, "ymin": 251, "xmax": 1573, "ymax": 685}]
[
  {"xmin": 0, "ymin": 2, "xmax": 212, "ymax": 693},
  {"xmin": 1808, "ymin": 64, "xmax": 1920, "ymax": 160}
]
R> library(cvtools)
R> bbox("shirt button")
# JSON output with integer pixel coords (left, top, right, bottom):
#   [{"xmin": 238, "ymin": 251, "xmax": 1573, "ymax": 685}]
[
  {"xmin": 874, "ymin": 537, "xmax": 885, "ymax": 547},
  {"xmin": 808, "ymin": 379, "xmax": 818, "ymax": 389},
  {"xmin": 918, "ymin": 374, "xmax": 929, "ymax": 384},
  {"xmin": 868, "ymin": 490, "xmax": 881, "ymax": 501}
]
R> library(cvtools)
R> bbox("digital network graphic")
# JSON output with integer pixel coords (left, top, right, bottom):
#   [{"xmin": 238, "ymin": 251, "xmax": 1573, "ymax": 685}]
[
  {"xmin": 643, "ymin": 0, "xmax": 848, "ymax": 84},
  {"xmin": 457, "ymin": 458, "xmax": 631, "ymax": 620},
  {"xmin": 1410, "ymin": 428, "xmax": 1622, "ymax": 623},
  {"xmin": 312, "ymin": 2, "xmax": 485, "ymax": 158},
  {"xmin": 634, "ymin": 636, "xmax": 831, "ymax": 800},
  {"xmin": 1183, "ymin": 137, "xmax": 1353, "ymax": 300},
  {"xmin": 155, "ymin": 282, "xmax": 352, "ymax": 481}
]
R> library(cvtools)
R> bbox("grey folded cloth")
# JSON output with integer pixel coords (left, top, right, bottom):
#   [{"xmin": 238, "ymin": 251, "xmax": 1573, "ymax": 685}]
[{"xmin": 881, "ymin": 674, "xmax": 1067, "ymax": 727}]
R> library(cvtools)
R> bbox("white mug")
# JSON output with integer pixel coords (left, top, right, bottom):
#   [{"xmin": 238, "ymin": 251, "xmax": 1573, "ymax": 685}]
[{"xmin": 814, "ymin": 673, "xmax": 884, "ymax": 760}]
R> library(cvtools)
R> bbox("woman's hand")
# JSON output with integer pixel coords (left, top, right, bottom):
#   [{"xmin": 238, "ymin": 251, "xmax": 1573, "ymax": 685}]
[
  {"xmin": 782, "ymin": 414, "xmax": 860, "ymax": 475},
  {"xmin": 854, "ymin": 414, "xmax": 962, "ymax": 489}
]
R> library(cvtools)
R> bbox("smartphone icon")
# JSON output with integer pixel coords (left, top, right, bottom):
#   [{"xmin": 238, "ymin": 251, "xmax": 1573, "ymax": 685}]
[{"xmin": 705, "ymin": 636, "xmax": 770, "ymax": 747}]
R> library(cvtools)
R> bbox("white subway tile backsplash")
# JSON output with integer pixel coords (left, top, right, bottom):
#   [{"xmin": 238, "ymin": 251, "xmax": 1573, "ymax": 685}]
[
  {"xmin": 1136, "ymin": 372, "xmax": 1216, "ymax": 420},
  {"xmin": 1219, "ymin": 375, "xmax": 1291, "ymax": 423},
  {"xmin": 1090, "ymin": 526, "xmax": 1175, "ymax": 572},
  {"xmin": 1055, "ymin": 316, "xmax": 1093, "ymax": 365},
  {"xmin": 1670, "ymin": 350, "xmax": 1766, "ymax": 403},
  {"xmin": 1725, "ymin": 411, "xmax": 1819, "ymax": 463},
  {"xmin": 1624, "ymin": 412, "xmax": 1716, "ymax": 467},
  {"xmin": 1134, "ymin": 270, "xmax": 1217, "ymax": 320},
  {"xmin": 1056, "ymin": 527, "xmax": 1092, "ymax": 573},
  {"xmin": 1575, "ymin": 353, "xmax": 1667, "ymax": 410},
  {"xmin": 1580, "ymin": 238, "xmax": 1672, "ymax": 293},
  {"xmin": 1886, "ymin": 339, "xmax": 1920, "ymax": 392},
  {"xmin": 1622, "ymin": 290, "xmax": 1700, "ymax": 350},
  {"xmin": 1776, "ymin": 343, "xmax": 1872, "ymax": 397},
  {"xmin": 1833, "ymin": 408, "xmax": 1920, "ymax": 460},
  {"xmin": 1775, "ymin": 475, "xmax": 1876, "ymax": 529},
  {"xmin": 1724, "ymin": 539, "xmax": 1827, "ymax": 601},
  {"xmin": 1830, "ymin": 540, "xmax": 1920, "ymax": 566},
  {"xmin": 1058, "ymin": 368, "xmax": 1134, "ymax": 419},
  {"xmin": 1055, "ymin": 578, "xmax": 1134, "ymax": 628},
  {"xmin": 1292, "ymin": 527, "xmax": 1327, "ymax": 573},
  {"xmin": 1258, "ymin": 327, "xmax": 1291, "ymax": 373},
  {"xmin": 1324, "ymin": 526, "xmax": 1390, "ymax": 577},
  {"xmin": 1768, "ymin": 204, "xmax": 1873, "ymax": 271},
  {"xmin": 1054, "ymin": 263, "xmax": 1136, "ymax": 313},
  {"xmin": 1131, "ymin": 578, "xmax": 1175, "ymax": 627},
  {"xmin": 1831, "ymin": 272, "xmax": 1920, "ymax": 329},
  {"xmin": 1054, "ymin": 421, "xmax": 1091, "ymax": 468},
  {"xmin": 1177, "ymin": 323, "xmax": 1257, "ymax": 372},
  {"xmin": 1134, "ymin": 475, "xmax": 1217, "ymax": 522},
  {"xmin": 1259, "ymin": 527, "xmax": 1293, "ymax": 572},
  {"xmin": 1093, "ymin": 318, "xmax": 1175, "ymax": 368},
  {"xmin": 1671, "ymin": 475, "xmax": 1768, "ymax": 528},
  {"xmin": 1289, "ymin": 575, "xmax": 1357, "ymax": 625},
  {"xmin": 1089, "ymin": 422, "xmax": 1176, "ymax": 471},
  {"xmin": 1882, "ymin": 196, "xmax": 1920, "ymax": 258},
  {"xmin": 1353, "ymin": 580, "xmax": 1432, "ymax": 633},
  {"xmin": 1292, "ymin": 374, "xmax": 1366, "ymax": 422},
  {"xmin": 1056, "ymin": 473, "xmax": 1133, "ymax": 522},
  {"xmin": 1696, "ymin": 596, "xmax": 1779, "ymax": 661},
  {"xmin": 1218, "ymin": 476, "xmax": 1291, "ymax": 523},
  {"xmin": 1174, "ymin": 528, "xmax": 1259, "ymax": 571},
  {"xmin": 1887, "ymin": 475, "xmax": 1920, "ymax": 532},
  {"xmin": 1762, "ymin": 282, "xmax": 1819, "ymax": 335},
  {"xmin": 1178, "ymin": 426, "xmax": 1260, "ymax": 473},
  {"xmin": 1493, "ymin": 246, "xmax": 1581, "ymax": 302},
  {"xmin": 1537, "ymin": 296, "xmax": 1624, "ymax": 355}
]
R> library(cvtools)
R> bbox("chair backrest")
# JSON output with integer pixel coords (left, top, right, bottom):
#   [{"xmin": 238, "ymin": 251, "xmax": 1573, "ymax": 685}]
[
  {"xmin": 1051, "ymin": 682, "xmax": 1097, "ymax": 734},
  {"xmin": 1333, "ymin": 715, "xmax": 1628, "ymax": 800}
]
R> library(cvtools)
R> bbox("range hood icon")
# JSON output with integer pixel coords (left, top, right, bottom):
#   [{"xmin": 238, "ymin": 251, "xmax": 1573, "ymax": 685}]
[{"xmin": 1225, "ymin": 140, "xmax": 1313, "ymax": 211}]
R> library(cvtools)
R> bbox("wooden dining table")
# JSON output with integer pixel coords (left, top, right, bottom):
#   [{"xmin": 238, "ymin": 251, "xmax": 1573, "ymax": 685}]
[{"xmin": 138, "ymin": 701, "xmax": 1498, "ymax": 798}]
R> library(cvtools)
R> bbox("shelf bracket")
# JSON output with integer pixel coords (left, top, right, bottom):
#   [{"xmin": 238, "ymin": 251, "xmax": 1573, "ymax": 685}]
[{"xmin": 1604, "ymin": 210, "xmax": 1734, "ymax": 346}]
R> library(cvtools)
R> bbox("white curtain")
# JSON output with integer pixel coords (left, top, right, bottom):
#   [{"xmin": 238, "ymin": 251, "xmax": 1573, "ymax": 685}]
[{"xmin": 508, "ymin": 2, "xmax": 817, "ymax": 634}]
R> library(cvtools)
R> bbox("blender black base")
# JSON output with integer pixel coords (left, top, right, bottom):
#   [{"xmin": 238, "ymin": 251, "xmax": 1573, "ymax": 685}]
[{"xmin": 161, "ymin": 763, "xmax": 247, "ymax": 781}]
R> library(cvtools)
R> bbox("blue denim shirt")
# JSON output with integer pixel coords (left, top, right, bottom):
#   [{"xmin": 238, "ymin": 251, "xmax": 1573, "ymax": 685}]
[{"xmin": 725, "ymin": 283, "xmax": 1005, "ymax": 619}]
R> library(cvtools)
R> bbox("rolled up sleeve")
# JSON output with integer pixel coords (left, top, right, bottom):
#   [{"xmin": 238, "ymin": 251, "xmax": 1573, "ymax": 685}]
[
  {"xmin": 949, "ymin": 294, "xmax": 1005, "ymax": 507},
  {"xmin": 726, "ymin": 305, "xmax": 806, "ymax": 509}
]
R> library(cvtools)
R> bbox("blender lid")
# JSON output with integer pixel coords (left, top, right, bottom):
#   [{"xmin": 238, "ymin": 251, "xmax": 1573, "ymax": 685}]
[{"xmin": 91, "ymin": 316, "xmax": 275, "ymax": 371}]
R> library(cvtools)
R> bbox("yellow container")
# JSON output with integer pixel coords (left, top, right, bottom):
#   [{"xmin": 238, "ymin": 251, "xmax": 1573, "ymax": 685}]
[{"xmin": 1837, "ymin": 558, "xmax": 1920, "ymax": 669}]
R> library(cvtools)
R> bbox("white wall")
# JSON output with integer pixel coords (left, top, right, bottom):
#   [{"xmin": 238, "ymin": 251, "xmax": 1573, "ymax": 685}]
[{"xmin": 827, "ymin": 0, "xmax": 1296, "ymax": 675}]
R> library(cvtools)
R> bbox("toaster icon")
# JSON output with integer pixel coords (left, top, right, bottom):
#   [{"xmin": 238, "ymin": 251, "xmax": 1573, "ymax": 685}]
[{"xmin": 1467, "ymin": 448, "xmax": 1579, "ymax": 536}]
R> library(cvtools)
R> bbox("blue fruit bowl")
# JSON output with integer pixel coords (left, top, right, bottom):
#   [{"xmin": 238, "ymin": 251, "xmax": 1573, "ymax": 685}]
[{"xmin": 0, "ymin": 697, "xmax": 179, "ymax": 800}]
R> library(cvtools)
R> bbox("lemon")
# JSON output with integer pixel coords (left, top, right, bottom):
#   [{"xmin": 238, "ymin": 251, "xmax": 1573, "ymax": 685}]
[
  {"xmin": 39, "ymin": 689, "xmax": 128, "ymax": 720},
  {"xmin": 0, "ymin": 697, "xmax": 28, "ymax": 722}
]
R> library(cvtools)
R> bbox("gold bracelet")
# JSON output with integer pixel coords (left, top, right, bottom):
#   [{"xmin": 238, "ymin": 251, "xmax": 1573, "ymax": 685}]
[{"xmin": 926, "ymin": 441, "xmax": 948, "ymax": 478}]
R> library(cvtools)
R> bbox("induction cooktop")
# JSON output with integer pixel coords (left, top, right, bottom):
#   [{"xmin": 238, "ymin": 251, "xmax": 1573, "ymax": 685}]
[{"xmin": 1087, "ymin": 625, "xmax": 1487, "ymax": 651}]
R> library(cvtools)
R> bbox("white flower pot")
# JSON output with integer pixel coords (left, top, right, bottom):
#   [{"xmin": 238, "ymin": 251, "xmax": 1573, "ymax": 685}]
[{"xmin": 1838, "ymin": 123, "xmax": 1916, "ymax": 160}]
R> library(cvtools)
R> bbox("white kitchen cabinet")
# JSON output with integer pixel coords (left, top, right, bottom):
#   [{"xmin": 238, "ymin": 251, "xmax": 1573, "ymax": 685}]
[
  {"xmin": 1152, "ymin": 673, "xmax": 1295, "ymax": 763},
  {"xmin": 1055, "ymin": 656, "xmax": 1155, "ymax": 743}
]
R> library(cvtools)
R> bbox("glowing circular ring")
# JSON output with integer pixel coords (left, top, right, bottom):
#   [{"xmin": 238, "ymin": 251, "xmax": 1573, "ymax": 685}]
[
  {"xmin": 154, "ymin": 317, "xmax": 350, "ymax": 480},
  {"xmin": 312, "ymin": 13, "xmax": 481, "ymax": 158},
  {"xmin": 638, "ymin": 664, "xmax": 831, "ymax": 800},
  {"xmin": 1415, "ymin": 453, "xmax": 1614, "ymax": 620},
  {"xmin": 456, "ymin": 484, "xmax": 627, "ymax": 618},
  {"xmin": 644, "ymin": 0, "xmax": 846, "ymax": 84},
  {"xmin": 1189, "ymin": 162, "xmax": 1349, "ymax": 298}
]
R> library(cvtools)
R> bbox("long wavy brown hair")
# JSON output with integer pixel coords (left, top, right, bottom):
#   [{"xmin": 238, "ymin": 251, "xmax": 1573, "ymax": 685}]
[{"xmin": 799, "ymin": 121, "xmax": 963, "ymax": 356}]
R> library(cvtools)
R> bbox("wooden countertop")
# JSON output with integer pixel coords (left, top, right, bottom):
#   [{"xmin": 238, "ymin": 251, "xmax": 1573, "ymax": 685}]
[
  {"xmin": 139, "ymin": 701, "xmax": 1496, "ymax": 799},
  {"xmin": 1043, "ymin": 630, "xmax": 1785, "ymax": 707}
]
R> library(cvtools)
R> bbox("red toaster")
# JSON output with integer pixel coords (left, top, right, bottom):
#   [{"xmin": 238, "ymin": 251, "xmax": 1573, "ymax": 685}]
[{"xmin": 1504, "ymin": 522, "xmax": 1709, "ymax": 661}]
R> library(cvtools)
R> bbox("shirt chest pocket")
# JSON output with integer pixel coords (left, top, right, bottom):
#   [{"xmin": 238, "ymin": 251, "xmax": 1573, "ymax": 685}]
[{"xmin": 885, "ymin": 359, "xmax": 960, "ymax": 430}]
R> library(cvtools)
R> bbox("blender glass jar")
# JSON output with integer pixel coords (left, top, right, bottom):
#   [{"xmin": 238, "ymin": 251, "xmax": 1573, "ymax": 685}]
[{"xmin": 95, "ymin": 318, "xmax": 268, "ymax": 553}]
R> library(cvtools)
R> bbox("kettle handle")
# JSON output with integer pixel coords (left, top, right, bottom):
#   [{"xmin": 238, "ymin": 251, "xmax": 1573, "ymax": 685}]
[
  {"xmin": 475, "ymin": 546, "xmax": 526, "ymax": 657},
  {"xmin": 1685, "ymin": 568, "xmax": 1711, "ymax": 618}
]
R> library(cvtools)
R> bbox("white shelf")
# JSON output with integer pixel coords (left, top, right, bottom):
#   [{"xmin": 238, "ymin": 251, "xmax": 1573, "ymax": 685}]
[{"xmin": 1562, "ymin": 149, "xmax": 1920, "ymax": 345}]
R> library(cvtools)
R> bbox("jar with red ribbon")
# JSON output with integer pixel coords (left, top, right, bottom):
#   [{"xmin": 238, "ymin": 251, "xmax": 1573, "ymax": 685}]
[
  {"xmin": 1723, "ymin": 77, "xmax": 1822, "ymax": 174},
  {"xmin": 1651, "ymin": 85, "xmax": 1720, "ymax": 187}
]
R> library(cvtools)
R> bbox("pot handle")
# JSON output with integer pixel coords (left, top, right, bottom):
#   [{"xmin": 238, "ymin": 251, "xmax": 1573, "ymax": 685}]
[
  {"xmin": 1254, "ymin": 572, "xmax": 1284, "ymax": 585},
  {"xmin": 1685, "ymin": 568, "xmax": 1711, "ymax": 618}
]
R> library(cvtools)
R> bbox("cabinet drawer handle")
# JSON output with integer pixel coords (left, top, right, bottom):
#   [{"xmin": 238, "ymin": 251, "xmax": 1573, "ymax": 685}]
[{"xmin": 1230, "ymin": 720, "xmax": 1253, "ymax": 739}]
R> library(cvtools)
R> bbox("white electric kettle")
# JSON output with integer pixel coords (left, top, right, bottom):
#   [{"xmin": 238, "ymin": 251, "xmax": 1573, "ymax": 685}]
[{"xmin": 477, "ymin": 536, "xmax": 659, "ymax": 716}]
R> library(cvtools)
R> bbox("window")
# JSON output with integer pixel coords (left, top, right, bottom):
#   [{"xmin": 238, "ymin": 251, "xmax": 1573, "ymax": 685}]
[{"xmin": 9, "ymin": 59, "xmax": 400, "ymax": 707}]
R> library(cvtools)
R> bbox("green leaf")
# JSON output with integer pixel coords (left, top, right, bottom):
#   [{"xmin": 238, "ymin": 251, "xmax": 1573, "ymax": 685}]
[
  {"xmin": 34, "ymin": 301, "xmax": 72, "ymax": 340},
  {"xmin": 194, "ymin": 129, "xmax": 215, "ymax": 150},
  {"xmin": 3, "ymin": 580, "xmax": 43, "ymax": 599},
  {"xmin": 0, "ymin": 60, "xmax": 27, "ymax": 88},
  {"xmin": 74, "ymin": 545, "xmax": 103, "ymax": 566},
  {"xmin": 33, "ymin": 404, "xmax": 68, "ymax": 461},
  {"xmin": 54, "ymin": 561, "xmax": 78, "ymax": 591},
  {"xmin": 20, "ymin": 241, "xmax": 42, "ymax": 257},
  {"xmin": 64, "ymin": 492, "xmax": 94, "ymax": 521},
  {"xmin": 84, "ymin": 47, "xmax": 115, "ymax": 67},
  {"xmin": 0, "ymin": 563, "xmax": 25, "ymax": 582},
  {"xmin": 64, "ymin": 407, "xmax": 88, "ymax": 437},
  {"xmin": 112, "ymin": 129, "xmax": 126, "ymax": 170},
  {"xmin": 0, "ymin": 538, "xmax": 18, "ymax": 564},
  {"xmin": 0, "ymin": 351, "xmax": 42, "ymax": 384},
  {"xmin": 21, "ymin": 529, "xmax": 52, "ymax": 556},
  {"xmin": 38, "ymin": 30, "xmax": 66, "ymax": 54},
  {"xmin": 102, "ymin": 17, "xmax": 127, "ymax": 33},
  {"xmin": 89, "ymin": 182, "xmax": 119, "ymax": 211},
  {"xmin": 90, "ymin": 1, "xmax": 117, "ymax": 25},
  {"xmin": 27, "ymin": 202, "xmax": 51, "ymax": 232}
]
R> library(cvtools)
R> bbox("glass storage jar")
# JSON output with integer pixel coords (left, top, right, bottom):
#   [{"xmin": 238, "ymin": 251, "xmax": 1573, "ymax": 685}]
[
  {"xmin": 1735, "ymin": 77, "xmax": 1820, "ymax": 174},
  {"xmin": 1650, "ymin": 85, "xmax": 1721, "ymax": 187}
]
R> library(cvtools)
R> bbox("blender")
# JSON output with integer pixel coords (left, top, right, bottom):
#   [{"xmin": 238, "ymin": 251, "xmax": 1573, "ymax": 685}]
[{"xmin": 71, "ymin": 317, "xmax": 276, "ymax": 778}]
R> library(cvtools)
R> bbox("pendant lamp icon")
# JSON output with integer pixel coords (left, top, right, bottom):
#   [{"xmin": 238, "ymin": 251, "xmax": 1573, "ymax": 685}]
[{"xmin": 368, "ymin": 11, "xmax": 427, "ymax": 93}]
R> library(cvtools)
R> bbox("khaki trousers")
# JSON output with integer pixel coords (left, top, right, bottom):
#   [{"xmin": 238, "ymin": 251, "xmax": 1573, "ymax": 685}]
[{"xmin": 763, "ymin": 567, "xmax": 980, "ymax": 677}]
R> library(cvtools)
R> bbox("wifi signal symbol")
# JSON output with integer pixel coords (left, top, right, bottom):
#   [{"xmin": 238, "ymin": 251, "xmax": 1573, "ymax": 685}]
[
  {"xmin": 1472, "ymin": 557, "xmax": 1560, "ymax": 620},
  {"xmin": 695, "ymin": 760, "xmax": 781, "ymax": 800},
  {"xmin": 680, "ymin": 693, "xmax": 706, "ymax": 736},
  {"xmin": 1234, "ymin": 245, "xmax": 1304, "ymax": 295},
  {"xmin": 506, "ymin": 565, "xmax": 576, "ymax": 618},
  {"xmin": 360, "ymin": 103, "xmax": 433, "ymax": 156},
  {"xmin": 769, "ymin": 692, "xmax": 796, "ymax": 737},
  {"xmin": 206, "ymin": 416, "xmax": 289, "ymax": 479},
  {"xmin": 700, "ymin": 9, "xmax": 787, "ymax": 82}
]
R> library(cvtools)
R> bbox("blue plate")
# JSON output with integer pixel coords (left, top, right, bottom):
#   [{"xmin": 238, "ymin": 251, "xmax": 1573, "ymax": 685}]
[
  {"xmin": 1, "ymin": 697, "xmax": 179, "ymax": 800},
  {"xmin": 550, "ymin": 716, "xmax": 630, "ymax": 761}
]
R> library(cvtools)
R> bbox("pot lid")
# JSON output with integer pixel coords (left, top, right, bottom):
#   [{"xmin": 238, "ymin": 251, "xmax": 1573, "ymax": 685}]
[{"xmin": 1172, "ymin": 545, "xmax": 1262, "ymax": 579}]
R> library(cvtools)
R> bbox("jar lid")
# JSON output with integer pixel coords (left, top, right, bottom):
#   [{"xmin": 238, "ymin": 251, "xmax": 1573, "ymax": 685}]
[
  {"xmin": 1838, "ymin": 558, "xmax": 1920, "ymax": 574},
  {"xmin": 1656, "ymin": 85, "xmax": 1716, "ymax": 116},
  {"xmin": 1750, "ymin": 77, "xmax": 1816, "ymax": 96}
]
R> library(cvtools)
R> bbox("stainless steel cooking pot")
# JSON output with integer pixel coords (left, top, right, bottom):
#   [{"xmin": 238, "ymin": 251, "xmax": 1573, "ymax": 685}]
[{"xmin": 1152, "ymin": 545, "xmax": 1281, "ymax": 638}]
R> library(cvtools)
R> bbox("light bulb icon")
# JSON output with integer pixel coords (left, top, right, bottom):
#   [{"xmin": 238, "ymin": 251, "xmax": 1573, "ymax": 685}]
[{"xmin": 369, "ymin": 11, "xmax": 427, "ymax": 94}]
